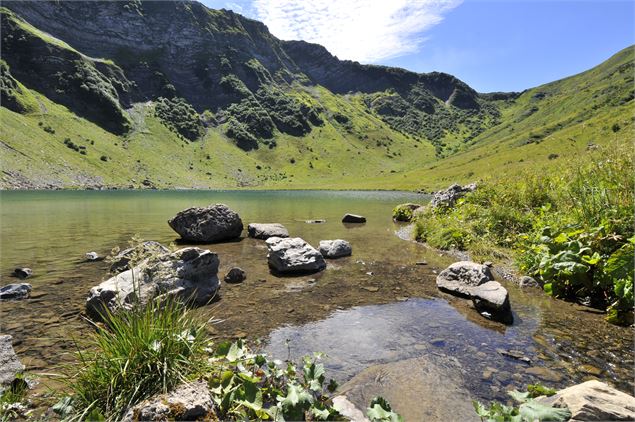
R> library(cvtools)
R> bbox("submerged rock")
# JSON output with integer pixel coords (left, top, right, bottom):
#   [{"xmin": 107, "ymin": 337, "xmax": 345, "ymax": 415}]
[
  {"xmin": 436, "ymin": 261, "xmax": 494, "ymax": 297},
  {"xmin": 168, "ymin": 204, "xmax": 243, "ymax": 242},
  {"xmin": 319, "ymin": 239, "xmax": 352, "ymax": 258},
  {"xmin": 430, "ymin": 183, "xmax": 476, "ymax": 210},
  {"xmin": 536, "ymin": 380, "xmax": 635, "ymax": 421},
  {"xmin": 110, "ymin": 241, "xmax": 170, "ymax": 273},
  {"xmin": 12, "ymin": 267, "xmax": 32, "ymax": 280},
  {"xmin": 0, "ymin": 283, "xmax": 32, "ymax": 300},
  {"xmin": 123, "ymin": 381, "xmax": 215, "ymax": 421},
  {"xmin": 247, "ymin": 223, "xmax": 289, "ymax": 239},
  {"xmin": 266, "ymin": 237, "xmax": 326, "ymax": 274},
  {"xmin": 0, "ymin": 335, "xmax": 24, "ymax": 389},
  {"xmin": 224, "ymin": 267, "xmax": 246, "ymax": 284},
  {"xmin": 86, "ymin": 247, "xmax": 220, "ymax": 320},
  {"xmin": 342, "ymin": 213, "xmax": 366, "ymax": 223}
]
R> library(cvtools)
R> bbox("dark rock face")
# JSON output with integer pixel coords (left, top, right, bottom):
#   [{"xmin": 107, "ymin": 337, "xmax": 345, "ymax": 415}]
[
  {"xmin": 247, "ymin": 223, "xmax": 289, "ymax": 239},
  {"xmin": 86, "ymin": 247, "xmax": 220, "ymax": 319},
  {"xmin": 430, "ymin": 183, "xmax": 477, "ymax": 210},
  {"xmin": 266, "ymin": 237, "xmax": 326, "ymax": 274},
  {"xmin": 0, "ymin": 283, "xmax": 32, "ymax": 300},
  {"xmin": 342, "ymin": 213, "xmax": 366, "ymax": 223},
  {"xmin": 319, "ymin": 239, "xmax": 352, "ymax": 258},
  {"xmin": 224, "ymin": 267, "xmax": 246, "ymax": 283},
  {"xmin": 110, "ymin": 241, "xmax": 170, "ymax": 273},
  {"xmin": 168, "ymin": 204, "xmax": 243, "ymax": 243},
  {"xmin": 12, "ymin": 267, "xmax": 32, "ymax": 279},
  {"xmin": 0, "ymin": 335, "xmax": 24, "ymax": 388},
  {"xmin": 123, "ymin": 381, "xmax": 215, "ymax": 421}
]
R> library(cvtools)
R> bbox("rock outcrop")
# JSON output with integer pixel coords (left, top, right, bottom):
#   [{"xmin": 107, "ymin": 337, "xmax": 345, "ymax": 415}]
[
  {"xmin": 168, "ymin": 204, "xmax": 243, "ymax": 243},
  {"xmin": 86, "ymin": 247, "xmax": 220, "ymax": 319},
  {"xmin": 0, "ymin": 335, "xmax": 24, "ymax": 389},
  {"xmin": 247, "ymin": 223, "xmax": 289, "ymax": 239},
  {"xmin": 536, "ymin": 380, "xmax": 635, "ymax": 421},
  {"xmin": 430, "ymin": 183, "xmax": 477, "ymax": 210},
  {"xmin": 266, "ymin": 237, "xmax": 326, "ymax": 274},
  {"xmin": 319, "ymin": 239, "xmax": 352, "ymax": 258},
  {"xmin": 123, "ymin": 381, "xmax": 215, "ymax": 421},
  {"xmin": 0, "ymin": 283, "xmax": 32, "ymax": 300}
]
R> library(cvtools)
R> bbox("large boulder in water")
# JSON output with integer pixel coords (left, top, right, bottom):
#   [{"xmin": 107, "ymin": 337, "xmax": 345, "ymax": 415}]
[
  {"xmin": 168, "ymin": 204, "xmax": 243, "ymax": 243},
  {"xmin": 319, "ymin": 239, "xmax": 352, "ymax": 258},
  {"xmin": 86, "ymin": 247, "xmax": 220, "ymax": 320},
  {"xmin": 430, "ymin": 183, "xmax": 476, "ymax": 210},
  {"xmin": 109, "ymin": 241, "xmax": 170, "ymax": 273},
  {"xmin": 247, "ymin": 223, "xmax": 289, "ymax": 239},
  {"xmin": 536, "ymin": 380, "xmax": 635, "ymax": 421},
  {"xmin": 471, "ymin": 281, "xmax": 512, "ymax": 324},
  {"xmin": 0, "ymin": 335, "xmax": 24, "ymax": 389},
  {"xmin": 436, "ymin": 261, "xmax": 494, "ymax": 297},
  {"xmin": 266, "ymin": 237, "xmax": 326, "ymax": 274}
]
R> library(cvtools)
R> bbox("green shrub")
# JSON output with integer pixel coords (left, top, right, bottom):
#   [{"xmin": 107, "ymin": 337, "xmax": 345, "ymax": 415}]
[{"xmin": 154, "ymin": 97, "xmax": 204, "ymax": 141}]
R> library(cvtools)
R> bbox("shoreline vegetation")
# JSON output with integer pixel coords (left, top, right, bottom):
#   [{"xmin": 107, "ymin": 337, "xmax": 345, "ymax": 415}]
[{"xmin": 404, "ymin": 139, "xmax": 634, "ymax": 325}]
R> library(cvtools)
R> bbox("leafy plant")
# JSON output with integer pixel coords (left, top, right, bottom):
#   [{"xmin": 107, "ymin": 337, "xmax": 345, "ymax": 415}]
[
  {"xmin": 473, "ymin": 385, "xmax": 570, "ymax": 422},
  {"xmin": 367, "ymin": 396, "xmax": 404, "ymax": 422}
]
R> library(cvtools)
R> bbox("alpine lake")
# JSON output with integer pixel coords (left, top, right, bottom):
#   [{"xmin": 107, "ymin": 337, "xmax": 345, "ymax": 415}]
[{"xmin": 1, "ymin": 190, "xmax": 632, "ymax": 418}]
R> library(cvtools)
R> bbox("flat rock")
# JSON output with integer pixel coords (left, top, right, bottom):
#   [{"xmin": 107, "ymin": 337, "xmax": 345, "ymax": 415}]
[
  {"xmin": 266, "ymin": 237, "xmax": 326, "ymax": 274},
  {"xmin": 247, "ymin": 223, "xmax": 289, "ymax": 239},
  {"xmin": 168, "ymin": 203, "xmax": 243, "ymax": 242},
  {"xmin": 342, "ymin": 213, "xmax": 366, "ymax": 223},
  {"xmin": 536, "ymin": 380, "xmax": 635, "ymax": 421},
  {"xmin": 0, "ymin": 335, "xmax": 24, "ymax": 388},
  {"xmin": 436, "ymin": 261, "xmax": 494, "ymax": 297},
  {"xmin": 524, "ymin": 366, "xmax": 564, "ymax": 382},
  {"xmin": 0, "ymin": 283, "xmax": 32, "ymax": 300},
  {"xmin": 86, "ymin": 247, "xmax": 220, "ymax": 320},
  {"xmin": 123, "ymin": 381, "xmax": 215, "ymax": 421},
  {"xmin": 319, "ymin": 239, "xmax": 352, "ymax": 258},
  {"xmin": 224, "ymin": 267, "xmax": 246, "ymax": 283},
  {"xmin": 110, "ymin": 241, "xmax": 170, "ymax": 273}
]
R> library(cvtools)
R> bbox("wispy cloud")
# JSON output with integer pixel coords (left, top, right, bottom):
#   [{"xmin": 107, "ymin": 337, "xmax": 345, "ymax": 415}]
[{"xmin": 252, "ymin": 0, "xmax": 462, "ymax": 63}]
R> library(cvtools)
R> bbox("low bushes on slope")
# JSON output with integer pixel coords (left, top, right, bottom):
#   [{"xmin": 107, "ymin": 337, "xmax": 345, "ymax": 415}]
[{"xmin": 414, "ymin": 140, "xmax": 634, "ymax": 324}]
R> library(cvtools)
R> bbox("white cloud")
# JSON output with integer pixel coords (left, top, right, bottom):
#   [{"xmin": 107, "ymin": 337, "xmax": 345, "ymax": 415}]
[{"xmin": 253, "ymin": 0, "xmax": 462, "ymax": 63}]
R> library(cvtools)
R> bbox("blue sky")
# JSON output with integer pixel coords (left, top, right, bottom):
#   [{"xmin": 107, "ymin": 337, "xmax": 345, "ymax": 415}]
[{"xmin": 200, "ymin": 0, "xmax": 634, "ymax": 92}]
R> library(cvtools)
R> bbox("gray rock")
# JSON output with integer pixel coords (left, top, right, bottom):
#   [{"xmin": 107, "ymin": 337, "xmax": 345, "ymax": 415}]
[
  {"xmin": 319, "ymin": 239, "xmax": 352, "ymax": 258},
  {"xmin": 85, "ymin": 251, "xmax": 100, "ymax": 261},
  {"xmin": 0, "ymin": 335, "xmax": 24, "ymax": 388},
  {"xmin": 0, "ymin": 283, "xmax": 32, "ymax": 300},
  {"xmin": 519, "ymin": 275, "xmax": 540, "ymax": 288},
  {"xmin": 332, "ymin": 396, "xmax": 369, "ymax": 422},
  {"xmin": 247, "ymin": 223, "xmax": 289, "ymax": 239},
  {"xmin": 471, "ymin": 281, "xmax": 513, "ymax": 324},
  {"xmin": 87, "ymin": 247, "xmax": 220, "ymax": 320},
  {"xmin": 123, "ymin": 381, "xmax": 215, "ymax": 421},
  {"xmin": 168, "ymin": 204, "xmax": 243, "ymax": 243},
  {"xmin": 431, "ymin": 183, "xmax": 477, "ymax": 209},
  {"xmin": 266, "ymin": 237, "xmax": 326, "ymax": 274},
  {"xmin": 436, "ymin": 261, "xmax": 494, "ymax": 297},
  {"xmin": 536, "ymin": 380, "xmax": 635, "ymax": 421},
  {"xmin": 110, "ymin": 241, "xmax": 170, "ymax": 273},
  {"xmin": 12, "ymin": 267, "xmax": 32, "ymax": 279},
  {"xmin": 224, "ymin": 267, "xmax": 246, "ymax": 283},
  {"xmin": 342, "ymin": 213, "xmax": 366, "ymax": 223}
]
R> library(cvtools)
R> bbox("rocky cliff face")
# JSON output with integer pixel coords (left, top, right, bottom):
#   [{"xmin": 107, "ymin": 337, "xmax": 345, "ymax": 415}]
[{"xmin": 1, "ymin": 0, "xmax": 494, "ymax": 149}]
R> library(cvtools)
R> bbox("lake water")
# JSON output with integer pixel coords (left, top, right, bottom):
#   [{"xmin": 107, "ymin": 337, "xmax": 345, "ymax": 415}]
[{"xmin": 0, "ymin": 190, "xmax": 632, "ymax": 416}]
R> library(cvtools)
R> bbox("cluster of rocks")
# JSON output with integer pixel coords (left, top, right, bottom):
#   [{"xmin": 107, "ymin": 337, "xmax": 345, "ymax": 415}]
[{"xmin": 436, "ymin": 261, "xmax": 513, "ymax": 324}]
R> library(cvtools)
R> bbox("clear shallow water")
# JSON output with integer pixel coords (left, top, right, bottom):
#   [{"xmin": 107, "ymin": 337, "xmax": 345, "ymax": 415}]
[{"xmin": 0, "ymin": 190, "xmax": 632, "ymax": 411}]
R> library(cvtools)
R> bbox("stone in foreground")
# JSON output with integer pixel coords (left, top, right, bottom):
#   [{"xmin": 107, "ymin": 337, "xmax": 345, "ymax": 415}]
[
  {"xmin": 168, "ymin": 204, "xmax": 243, "ymax": 243},
  {"xmin": 110, "ymin": 241, "xmax": 170, "ymax": 273},
  {"xmin": 0, "ymin": 335, "xmax": 24, "ymax": 388},
  {"xmin": 0, "ymin": 283, "xmax": 32, "ymax": 300},
  {"xmin": 86, "ymin": 247, "xmax": 220, "ymax": 320},
  {"xmin": 319, "ymin": 239, "xmax": 352, "ymax": 258},
  {"xmin": 536, "ymin": 380, "xmax": 635, "ymax": 421},
  {"xmin": 471, "ymin": 281, "xmax": 512, "ymax": 324},
  {"xmin": 224, "ymin": 267, "xmax": 246, "ymax": 283},
  {"xmin": 266, "ymin": 237, "xmax": 326, "ymax": 274},
  {"xmin": 123, "ymin": 381, "xmax": 215, "ymax": 421},
  {"xmin": 436, "ymin": 261, "xmax": 494, "ymax": 297},
  {"xmin": 247, "ymin": 223, "xmax": 289, "ymax": 239},
  {"xmin": 342, "ymin": 213, "xmax": 366, "ymax": 223}
]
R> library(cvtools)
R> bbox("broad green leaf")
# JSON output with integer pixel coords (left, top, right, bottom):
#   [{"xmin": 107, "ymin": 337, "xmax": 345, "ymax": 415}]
[{"xmin": 519, "ymin": 401, "xmax": 571, "ymax": 421}]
